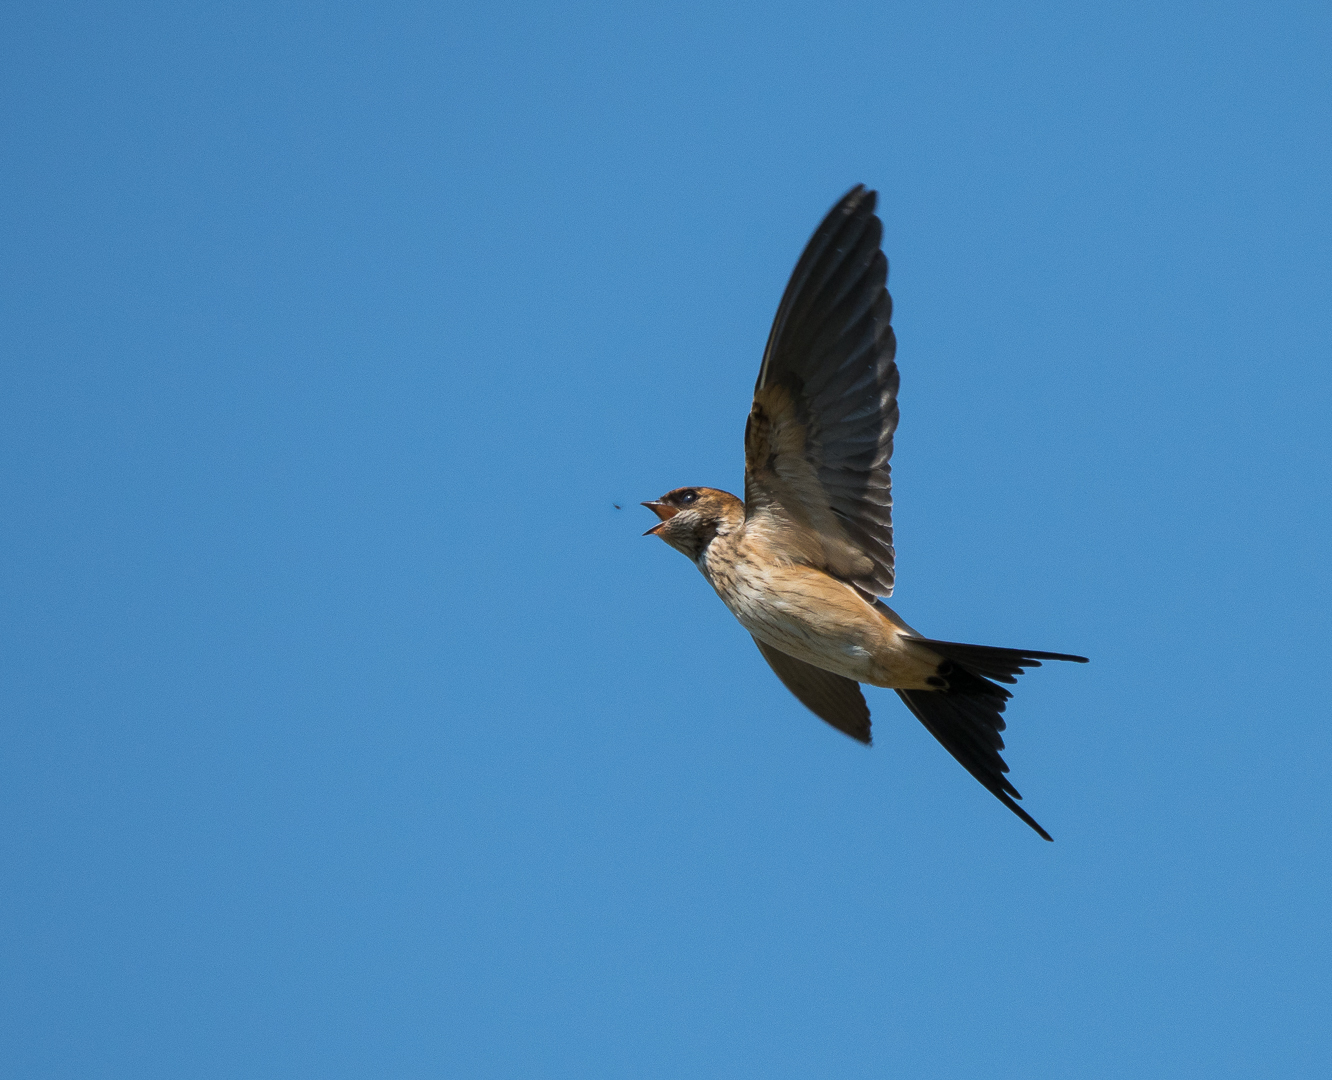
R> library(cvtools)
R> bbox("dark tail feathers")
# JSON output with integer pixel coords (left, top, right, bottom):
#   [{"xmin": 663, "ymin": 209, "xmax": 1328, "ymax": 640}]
[
  {"xmin": 896, "ymin": 637, "xmax": 1088, "ymax": 841},
  {"xmin": 915, "ymin": 638, "xmax": 1089, "ymax": 685}
]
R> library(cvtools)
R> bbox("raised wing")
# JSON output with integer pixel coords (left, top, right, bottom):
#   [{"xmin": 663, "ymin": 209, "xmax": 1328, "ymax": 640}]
[
  {"xmin": 752, "ymin": 637, "xmax": 871, "ymax": 745},
  {"xmin": 744, "ymin": 185, "xmax": 899, "ymax": 597}
]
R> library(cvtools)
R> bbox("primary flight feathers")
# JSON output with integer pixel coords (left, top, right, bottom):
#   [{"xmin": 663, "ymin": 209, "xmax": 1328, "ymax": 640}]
[{"xmin": 746, "ymin": 185, "xmax": 900, "ymax": 599}]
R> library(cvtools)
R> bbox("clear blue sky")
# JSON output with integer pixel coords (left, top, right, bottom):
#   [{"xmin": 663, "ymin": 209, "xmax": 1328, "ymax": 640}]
[{"xmin": 3, "ymin": 2, "xmax": 1329, "ymax": 1077}]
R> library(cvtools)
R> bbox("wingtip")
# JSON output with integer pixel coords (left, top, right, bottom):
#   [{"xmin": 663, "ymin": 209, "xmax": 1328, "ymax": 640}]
[
  {"xmin": 845, "ymin": 725, "xmax": 873, "ymax": 747},
  {"xmin": 837, "ymin": 183, "xmax": 876, "ymax": 213}
]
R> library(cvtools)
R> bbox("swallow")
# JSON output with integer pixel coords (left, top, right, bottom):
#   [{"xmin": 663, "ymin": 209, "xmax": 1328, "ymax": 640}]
[{"xmin": 644, "ymin": 185, "xmax": 1087, "ymax": 840}]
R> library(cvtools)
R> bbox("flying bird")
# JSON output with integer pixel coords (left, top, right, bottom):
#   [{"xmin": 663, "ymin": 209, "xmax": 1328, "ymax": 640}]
[{"xmin": 643, "ymin": 185, "xmax": 1086, "ymax": 840}]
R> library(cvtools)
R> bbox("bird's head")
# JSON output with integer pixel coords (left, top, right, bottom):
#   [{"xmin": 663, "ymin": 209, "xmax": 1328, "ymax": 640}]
[{"xmin": 642, "ymin": 487, "xmax": 744, "ymax": 562}]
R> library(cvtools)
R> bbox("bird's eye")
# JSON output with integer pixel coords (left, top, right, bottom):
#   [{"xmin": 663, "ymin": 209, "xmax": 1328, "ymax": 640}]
[{"xmin": 677, "ymin": 490, "xmax": 699, "ymax": 505}]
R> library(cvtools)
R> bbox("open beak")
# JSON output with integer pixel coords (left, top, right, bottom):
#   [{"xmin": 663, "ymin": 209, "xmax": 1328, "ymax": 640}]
[{"xmin": 641, "ymin": 500, "xmax": 679, "ymax": 536}]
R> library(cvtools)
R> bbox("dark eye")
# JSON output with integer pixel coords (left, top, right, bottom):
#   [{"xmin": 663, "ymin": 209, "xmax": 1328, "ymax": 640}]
[{"xmin": 677, "ymin": 490, "xmax": 699, "ymax": 506}]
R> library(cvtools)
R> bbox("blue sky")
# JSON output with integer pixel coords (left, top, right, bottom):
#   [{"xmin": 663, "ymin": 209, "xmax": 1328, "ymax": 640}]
[{"xmin": 3, "ymin": 2, "xmax": 1329, "ymax": 1076}]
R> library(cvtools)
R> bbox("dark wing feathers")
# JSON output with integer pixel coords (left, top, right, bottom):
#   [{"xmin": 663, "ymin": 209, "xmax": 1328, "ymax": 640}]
[
  {"xmin": 753, "ymin": 637, "xmax": 872, "ymax": 745},
  {"xmin": 757, "ymin": 193, "xmax": 883, "ymax": 386},
  {"xmin": 745, "ymin": 185, "xmax": 900, "ymax": 597}
]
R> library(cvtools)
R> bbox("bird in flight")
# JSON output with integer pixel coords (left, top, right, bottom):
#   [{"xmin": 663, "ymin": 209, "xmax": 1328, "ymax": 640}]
[{"xmin": 644, "ymin": 185, "xmax": 1086, "ymax": 840}]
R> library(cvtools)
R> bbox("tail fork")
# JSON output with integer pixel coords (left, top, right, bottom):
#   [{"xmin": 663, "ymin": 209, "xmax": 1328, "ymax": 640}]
[{"xmin": 898, "ymin": 637, "xmax": 1087, "ymax": 840}]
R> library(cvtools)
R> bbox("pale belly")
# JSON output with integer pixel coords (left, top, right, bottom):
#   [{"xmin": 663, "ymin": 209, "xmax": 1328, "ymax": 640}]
[{"xmin": 699, "ymin": 553, "xmax": 939, "ymax": 689}]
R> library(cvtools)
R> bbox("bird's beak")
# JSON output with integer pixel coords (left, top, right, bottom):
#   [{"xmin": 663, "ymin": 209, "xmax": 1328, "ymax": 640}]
[{"xmin": 641, "ymin": 500, "xmax": 679, "ymax": 536}]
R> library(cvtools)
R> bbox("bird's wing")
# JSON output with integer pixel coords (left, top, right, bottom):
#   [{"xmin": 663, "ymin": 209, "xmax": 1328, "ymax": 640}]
[
  {"xmin": 752, "ymin": 636, "xmax": 871, "ymax": 745},
  {"xmin": 744, "ymin": 185, "xmax": 899, "ymax": 598}
]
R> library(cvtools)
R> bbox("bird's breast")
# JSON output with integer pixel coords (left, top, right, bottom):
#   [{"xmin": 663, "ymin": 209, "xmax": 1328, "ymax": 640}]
[{"xmin": 698, "ymin": 534, "xmax": 938, "ymax": 689}]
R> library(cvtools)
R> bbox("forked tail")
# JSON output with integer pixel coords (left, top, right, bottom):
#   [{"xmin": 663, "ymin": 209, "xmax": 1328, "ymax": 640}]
[{"xmin": 897, "ymin": 637, "xmax": 1088, "ymax": 841}]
